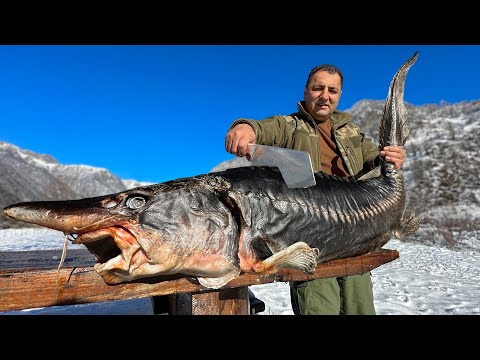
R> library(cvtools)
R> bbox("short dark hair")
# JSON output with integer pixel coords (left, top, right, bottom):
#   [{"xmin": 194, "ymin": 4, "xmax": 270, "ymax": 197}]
[{"xmin": 306, "ymin": 64, "xmax": 344, "ymax": 89}]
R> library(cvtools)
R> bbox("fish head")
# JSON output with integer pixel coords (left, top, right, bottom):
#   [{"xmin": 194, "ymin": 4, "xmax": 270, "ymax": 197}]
[
  {"xmin": 3, "ymin": 186, "xmax": 160, "ymax": 274},
  {"xmin": 3, "ymin": 178, "xmax": 239, "ymax": 285}
]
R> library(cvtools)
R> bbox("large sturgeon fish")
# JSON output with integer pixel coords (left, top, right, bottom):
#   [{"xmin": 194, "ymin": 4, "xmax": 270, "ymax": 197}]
[{"xmin": 3, "ymin": 52, "xmax": 420, "ymax": 289}]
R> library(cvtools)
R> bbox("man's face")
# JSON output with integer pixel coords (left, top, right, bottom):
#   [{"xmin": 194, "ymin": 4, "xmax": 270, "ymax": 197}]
[{"xmin": 304, "ymin": 71, "xmax": 342, "ymax": 122}]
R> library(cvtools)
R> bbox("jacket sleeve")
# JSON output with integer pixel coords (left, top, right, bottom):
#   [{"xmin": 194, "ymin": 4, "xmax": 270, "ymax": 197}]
[{"xmin": 229, "ymin": 116, "xmax": 292, "ymax": 147}]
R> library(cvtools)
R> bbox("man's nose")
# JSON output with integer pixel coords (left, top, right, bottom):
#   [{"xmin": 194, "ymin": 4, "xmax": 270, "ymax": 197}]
[{"xmin": 319, "ymin": 90, "xmax": 329, "ymax": 99}]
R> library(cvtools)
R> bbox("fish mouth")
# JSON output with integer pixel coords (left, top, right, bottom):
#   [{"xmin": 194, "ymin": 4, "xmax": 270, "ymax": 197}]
[{"xmin": 68, "ymin": 224, "xmax": 147, "ymax": 271}]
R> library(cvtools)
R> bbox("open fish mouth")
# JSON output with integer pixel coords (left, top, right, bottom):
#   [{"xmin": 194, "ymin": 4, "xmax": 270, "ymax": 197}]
[
  {"xmin": 66, "ymin": 224, "xmax": 151, "ymax": 279},
  {"xmin": 69, "ymin": 225, "xmax": 130, "ymax": 264}
]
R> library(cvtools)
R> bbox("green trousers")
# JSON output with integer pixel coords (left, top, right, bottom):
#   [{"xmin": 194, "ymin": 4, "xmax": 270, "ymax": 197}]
[{"xmin": 289, "ymin": 272, "xmax": 376, "ymax": 315}]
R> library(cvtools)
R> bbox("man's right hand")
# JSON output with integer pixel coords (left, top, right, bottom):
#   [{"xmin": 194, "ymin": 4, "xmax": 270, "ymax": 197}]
[{"xmin": 225, "ymin": 123, "xmax": 256, "ymax": 157}]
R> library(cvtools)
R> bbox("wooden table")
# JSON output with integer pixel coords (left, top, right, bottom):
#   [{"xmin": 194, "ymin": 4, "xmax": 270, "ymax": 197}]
[{"xmin": 0, "ymin": 248, "xmax": 399, "ymax": 314}]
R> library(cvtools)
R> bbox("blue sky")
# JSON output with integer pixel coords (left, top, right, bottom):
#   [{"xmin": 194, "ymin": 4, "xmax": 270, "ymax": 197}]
[{"xmin": 0, "ymin": 45, "xmax": 478, "ymax": 184}]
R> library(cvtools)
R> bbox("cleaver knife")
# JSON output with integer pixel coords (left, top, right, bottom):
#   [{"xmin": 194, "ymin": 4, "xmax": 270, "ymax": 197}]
[{"xmin": 247, "ymin": 144, "xmax": 316, "ymax": 189}]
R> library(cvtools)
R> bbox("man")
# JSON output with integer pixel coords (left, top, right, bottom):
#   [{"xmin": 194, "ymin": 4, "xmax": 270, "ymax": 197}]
[{"xmin": 224, "ymin": 64, "xmax": 405, "ymax": 315}]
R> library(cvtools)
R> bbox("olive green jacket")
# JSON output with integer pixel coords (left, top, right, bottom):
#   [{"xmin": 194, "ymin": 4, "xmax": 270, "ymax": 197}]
[{"xmin": 229, "ymin": 101, "xmax": 380, "ymax": 178}]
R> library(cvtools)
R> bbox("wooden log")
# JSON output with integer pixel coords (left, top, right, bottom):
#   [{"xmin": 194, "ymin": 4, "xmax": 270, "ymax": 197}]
[{"xmin": 0, "ymin": 248, "xmax": 398, "ymax": 313}]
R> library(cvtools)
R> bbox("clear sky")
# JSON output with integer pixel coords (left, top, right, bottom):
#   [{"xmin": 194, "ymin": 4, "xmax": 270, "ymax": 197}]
[{"xmin": 1, "ymin": 45, "xmax": 478, "ymax": 184}]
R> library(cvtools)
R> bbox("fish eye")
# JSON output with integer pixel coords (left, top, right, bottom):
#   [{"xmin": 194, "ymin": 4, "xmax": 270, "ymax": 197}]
[{"xmin": 126, "ymin": 196, "xmax": 147, "ymax": 209}]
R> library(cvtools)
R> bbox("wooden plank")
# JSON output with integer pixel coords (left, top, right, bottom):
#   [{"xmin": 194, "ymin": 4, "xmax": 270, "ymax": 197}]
[
  {"xmin": 0, "ymin": 248, "xmax": 398, "ymax": 312},
  {"xmin": 0, "ymin": 249, "xmax": 96, "ymax": 270},
  {"xmin": 218, "ymin": 287, "xmax": 249, "ymax": 315},
  {"xmin": 168, "ymin": 287, "xmax": 250, "ymax": 315}
]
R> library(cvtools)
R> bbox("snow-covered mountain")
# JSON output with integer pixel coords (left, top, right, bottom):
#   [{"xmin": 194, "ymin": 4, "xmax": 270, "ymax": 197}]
[
  {"xmin": 1, "ymin": 99, "xmax": 479, "ymax": 251},
  {"xmin": 0, "ymin": 142, "xmax": 150, "ymax": 229}
]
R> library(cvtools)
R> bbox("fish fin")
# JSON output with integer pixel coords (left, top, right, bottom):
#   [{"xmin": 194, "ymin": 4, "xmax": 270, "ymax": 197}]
[
  {"xmin": 197, "ymin": 270, "xmax": 241, "ymax": 289},
  {"xmin": 253, "ymin": 242, "xmax": 319, "ymax": 275},
  {"xmin": 357, "ymin": 166, "xmax": 381, "ymax": 181},
  {"xmin": 394, "ymin": 212, "xmax": 421, "ymax": 240}
]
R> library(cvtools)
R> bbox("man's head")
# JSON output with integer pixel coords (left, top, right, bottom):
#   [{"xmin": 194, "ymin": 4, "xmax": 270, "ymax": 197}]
[{"xmin": 304, "ymin": 64, "xmax": 343, "ymax": 123}]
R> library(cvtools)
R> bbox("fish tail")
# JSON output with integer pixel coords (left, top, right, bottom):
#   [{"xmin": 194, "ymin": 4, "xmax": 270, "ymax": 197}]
[{"xmin": 378, "ymin": 51, "xmax": 419, "ymax": 149}]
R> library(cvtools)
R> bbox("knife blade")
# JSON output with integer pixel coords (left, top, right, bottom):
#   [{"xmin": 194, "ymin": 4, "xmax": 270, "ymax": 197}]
[{"xmin": 247, "ymin": 144, "xmax": 316, "ymax": 189}]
